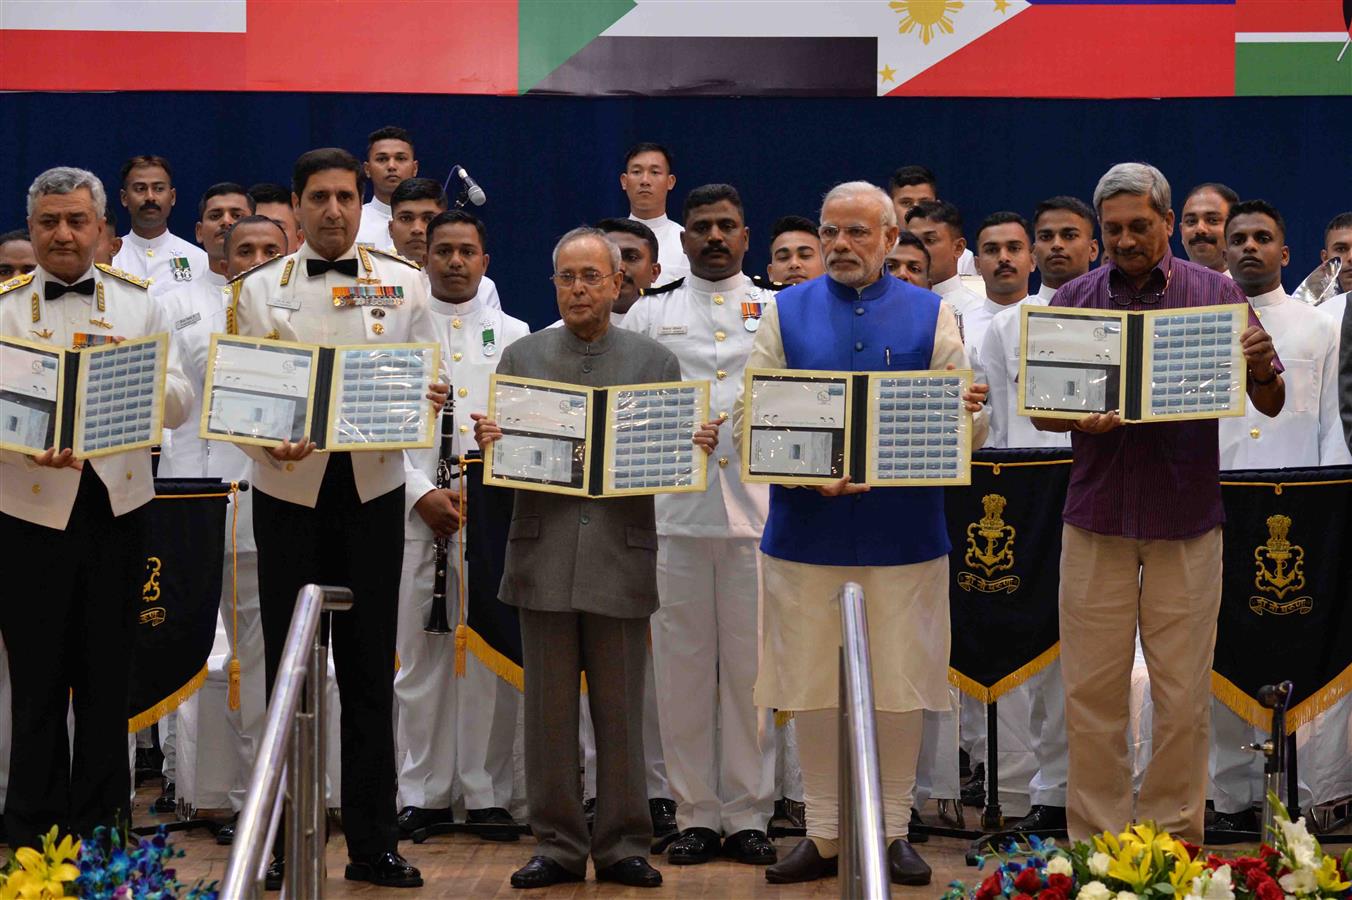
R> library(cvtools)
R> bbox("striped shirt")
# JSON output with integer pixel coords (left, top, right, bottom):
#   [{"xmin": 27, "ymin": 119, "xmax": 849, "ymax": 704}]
[{"xmin": 1051, "ymin": 249, "xmax": 1274, "ymax": 540}]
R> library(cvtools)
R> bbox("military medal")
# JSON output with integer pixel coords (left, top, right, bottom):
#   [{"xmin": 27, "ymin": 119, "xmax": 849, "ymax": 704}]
[
  {"xmin": 741, "ymin": 300, "xmax": 763, "ymax": 332},
  {"xmin": 170, "ymin": 256, "xmax": 193, "ymax": 282},
  {"xmin": 332, "ymin": 285, "xmax": 404, "ymax": 308},
  {"xmin": 370, "ymin": 307, "xmax": 386, "ymax": 318},
  {"xmin": 482, "ymin": 326, "xmax": 496, "ymax": 357}
]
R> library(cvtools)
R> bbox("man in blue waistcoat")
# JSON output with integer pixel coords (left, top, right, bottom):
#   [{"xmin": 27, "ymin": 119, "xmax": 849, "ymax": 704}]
[{"xmin": 733, "ymin": 181, "xmax": 987, "ymax": 886}]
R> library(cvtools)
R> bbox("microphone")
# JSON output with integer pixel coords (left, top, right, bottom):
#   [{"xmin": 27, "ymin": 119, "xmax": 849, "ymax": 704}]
[{"xmin": 454, "ymin": 165, "xmax": 487, "ymax": 207}]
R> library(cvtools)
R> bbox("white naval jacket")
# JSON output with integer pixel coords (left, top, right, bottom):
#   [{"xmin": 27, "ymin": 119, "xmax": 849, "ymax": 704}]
[
  {"xmin": 1219, "ymin": 287, "xmax": 1351, "ymax": 469},
  {"xmin": 619, "ymin": 272, "xmax": 770, "ymax": 539},
  {"xmin": 113, "ymin": 229, "xmax": 209, "ymax": 297},
  {"xmin": 978, "ymin": 294, "xmax": 1071, "ymax": 450},
  {"xmin": 355, "ymin": 198, "xmax": 394, "ymax": 251},
  {"xmin": 403, "ymin": 287, "xmax": 529, "ymax": 542},
  {"xmin": 629, "ymin": 213, "xmax": 690, "ymax": 286},
  {"xmin": 230, "ymin": 241, "xmax": 439, "ymax": 508},
  {"xmin": 0, "ymin": 264, "xmax": 192, "ymax": 530},
  {"xmin": 158, "ymin": 269, "xmax": 256, "ymax": 549}
]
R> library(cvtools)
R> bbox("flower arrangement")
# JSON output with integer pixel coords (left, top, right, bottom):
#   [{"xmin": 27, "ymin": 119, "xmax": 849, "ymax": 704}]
[
  {"xmin": 943, "ymin": 795, "xmax": 1351, "ymax": 900},
  {"xmin": 0, "ymin": 825, "xmax": 218, "ymax": 899}
]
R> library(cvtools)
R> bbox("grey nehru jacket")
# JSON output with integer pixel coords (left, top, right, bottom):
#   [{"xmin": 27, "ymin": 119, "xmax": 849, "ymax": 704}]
[{"xmin": 495, "ymin": 325, "xmax": 681, "ymax": 619}]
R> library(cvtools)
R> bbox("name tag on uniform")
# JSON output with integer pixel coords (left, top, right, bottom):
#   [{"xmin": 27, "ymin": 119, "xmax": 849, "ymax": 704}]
[
  {"xmin": 267, "ymin": 296, "xmax": 301, "ymax": 310},
  {"xmin": 174, "ymin": 312, "xmax": 201, "ymax": 330},
  {"xmin": 332, "ymin": 285, "xmax": 404, "ymax": 308},
  {"xmin": 658, "ymin": 325, "xmax": 688, "ymax": 337}
]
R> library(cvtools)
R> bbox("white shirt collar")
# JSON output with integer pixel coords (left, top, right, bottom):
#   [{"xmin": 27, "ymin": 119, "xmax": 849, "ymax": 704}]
[
  {"xmin": 1248, "ymin": 286, "xmax": 1287, "ymax": 310},
  {"xmin": 687, "ymin": 272, "xmax": 745, "ymax": 294},
  {"xmin": 366, "ymin": 197, "xmax": 391, "ymax": 218},
  {"xmin": 630, "ymin": 212, "xmax": 671, "ymax": 230},
  {"xmin": 122, "ymin": 229, "xmax": 176, "ymax": 251},
  {"xmin": 610, "ymin": 310, "xmax": 627, "ymax": 325},
  {"xmin": 931, "ymin": 274, "xmax": 964, "ymax": 297},
  {"xmin": 431, "ymin": 275, "xmax": 497, "ymax": 318},
  {"xmin": 1037, "ymin": 282, "xmax": 1058, "ymax": 301},
  {"xmin": 202, "ymin": 268, "xmax": 228, "ymax": 287}
]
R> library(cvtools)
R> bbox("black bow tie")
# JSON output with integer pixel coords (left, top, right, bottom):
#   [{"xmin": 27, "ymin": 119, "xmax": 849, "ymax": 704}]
[
  {"xmin": 44, "ymin": 278, "xmax": 96, "ymax": 301},
  {"xmin": 306, "ymin": 258, "xmax": 359, "ymax": 278}
]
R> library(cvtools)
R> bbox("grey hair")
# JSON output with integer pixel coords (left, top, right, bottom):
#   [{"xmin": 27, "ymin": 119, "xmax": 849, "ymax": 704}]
[
  {"xmin": 27, "ymin": 166, "xmax": 107, "ymax": 218},
  {"xmin": 552, "ymin": 226, "xmax": 621, "ymax": 272},
  {"xmin": 1093, "ymin": 163, "xmax": 1171, "ymax": 219},
  {"xmin": 821, "ymin": 181, "xmax": 898, "ymax": 228}
]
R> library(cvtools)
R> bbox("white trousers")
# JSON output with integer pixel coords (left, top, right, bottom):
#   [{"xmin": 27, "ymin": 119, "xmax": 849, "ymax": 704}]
[
  {"xmin": 175, "ymin": 552, "xmax": 342, "ymax": 810},
  {"xmin": 1209, "ymin": 699, "xmax": 1264, "ymax": 814},
  {"xmin": 650, "ymin": 536, "xmax": 775, "ymax": 834},
  {"xmin": 775, "ymin": 718, "xmax": 804, "ymax": 803},
  {"xmin": 581, "ymin": 648, "xmax": 668, "ymax": 799},
  {"xmin": 1027, "ymin": 660, "xmax": 1069, "ymax": 807},
  {"xmin": 914, "ymin": 693, "xmax": 962, "ymax": 807},
  {"xmin": 797, "ymin": 708, "xmax": 923, "ymax": 842},
  {"xmin": 1210, "ymin": 694, "xmax": 1350, "ymax": 813},
  {"xmin": 394, "ymin": 538, "xmax": 517, "ymax": 811}
]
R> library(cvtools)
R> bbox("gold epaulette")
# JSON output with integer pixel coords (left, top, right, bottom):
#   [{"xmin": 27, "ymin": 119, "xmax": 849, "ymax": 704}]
[
  {"xmin": 94, "ymin": 263, "xmax": 151, "ymax": 290},
  {"xmin": 368, "ymin": 246, "xmax": 422, "ymax": 270},
  {"xmin": 226, "ymin": 281, "xmax": 240, "ymax": 335},
  {"xmin": 639, "ymin": 276, "xmax": 684, "ymax": 298},
  {"xmin": 226, "ymin": 254, "xmax": 286, "ymax": 285},
  {"xmin": 750, "ymin": 274, "xmax": 788, "ymax": 292},
  {"xmin": 0, "ymin": 271, "xmax": 35, "ymax": 296}
]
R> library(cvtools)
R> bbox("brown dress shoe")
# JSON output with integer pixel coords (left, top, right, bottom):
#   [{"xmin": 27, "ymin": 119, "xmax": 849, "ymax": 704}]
[
  {"xmin": 887, "ymin": 839, "xmax": 932, "ymax": 886},
  {"xmin": 765, "ymin": 838, "xmax": 838, "ymax": 884}
]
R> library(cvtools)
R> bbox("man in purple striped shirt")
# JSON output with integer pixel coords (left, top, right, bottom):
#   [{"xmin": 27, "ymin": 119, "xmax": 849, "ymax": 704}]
[{"xmin": 1031, "ymin": 162, "xmax": 1284, "ymax": 843}]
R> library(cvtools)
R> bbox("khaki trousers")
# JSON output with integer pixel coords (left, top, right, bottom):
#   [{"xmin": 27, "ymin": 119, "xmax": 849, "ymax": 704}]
[{"xmin": 1059, "ymin": 523, "xmax": 1222, "ymax": 844}]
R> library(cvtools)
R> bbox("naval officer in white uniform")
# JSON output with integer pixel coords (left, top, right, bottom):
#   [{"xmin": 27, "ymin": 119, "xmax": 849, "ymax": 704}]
[
  {"xmin": 621, "ymin": 142, "xmax": 688, "ymax": 287},
  {"xmin": 355, "ymin": 126, "xmax": 418, "ymax": 251},
  {"xmin": 395, "ymin": 209, "xmax": 529, "ymax": 838},
  {"xmin": 906, "ymin": 200, "xmax": 983, "ymax": 320},
  {"xmin": 620, "ymin": 184, "xmax": 777, "ymax": 866},
  {"xmin": 1, "ymin": 166, "xmax": 191, "ymax": 849},
  {"xmin": 111, "ymin": 154, "xmax": 208, "ymax": 296},
  {"xmin": 1211, "ymin": 202, "xmax": 1351, "ymax": 831}
]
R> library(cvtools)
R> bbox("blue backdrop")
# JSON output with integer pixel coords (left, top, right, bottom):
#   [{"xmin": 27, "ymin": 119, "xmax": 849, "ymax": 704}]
[{"xmin": 1, "ymin": 92, "xmax": 1347, "ymax": 329}]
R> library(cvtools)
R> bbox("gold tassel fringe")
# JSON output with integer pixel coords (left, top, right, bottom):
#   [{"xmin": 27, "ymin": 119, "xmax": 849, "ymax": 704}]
[
  {"xmin": 948, "ymin": 643, "xmax": 1062, "ymax": 704},
  {"xmin": 454, "ymin": 624, "xmax": 468, "ymax": 678},
  {"xmin": 227, "ymin": 658, "xmax": 241, "ymax": 711},
  {"xmin": 127, "ymin": 665, "xmax": 208, "ymax": 732},
  {"xmin": 1211, "ymin": 663, "xmax": 1352, "ymax": 734},
  {"xmin": 774, "ymin": 710, "xmax": 794, "ymax": 728},
  {"xmin": 462, "ymin": 627, "xmax": 523, "ymax": 691}
]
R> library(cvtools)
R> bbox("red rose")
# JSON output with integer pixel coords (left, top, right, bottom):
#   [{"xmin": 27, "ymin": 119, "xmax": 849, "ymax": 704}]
[
  {"xmin": 1255, "ymin": 878, "xmax": 1284, "ymax": 900},
  {"xmin": 1012, "ymin": 894, "xmax": 1035, "ymax": 900},
  {"xmin": 1181, "ymin": 840, "xmax": 1202, "ymax": 859},
  {"xmin": 1046, "ymin": 873, "xmax": 1073, "ymax": 893},
  {"xmin": 1014, "ymin": 868, "xmax": 1043, "ymax": 893},
  {"xmin": 1037, "ymin": 890, "xmax": 1068, "ymax": 900},
  {"xmin": 975, "ymin": 873, "xmax": 1003, "ymax": 900},
  {"xmin": 1247, "ymin": 869, "xmax": 1273, "ymax": 891},
  {"xmin": 1259, "ymin": 844, "xmax": 1281, "ymax": 863}
]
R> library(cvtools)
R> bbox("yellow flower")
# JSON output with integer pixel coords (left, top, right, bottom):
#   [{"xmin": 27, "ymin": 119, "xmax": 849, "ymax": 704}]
[
  {"xmin": 1315, "ymin": 855, "xmax": 1351, "ymax": 893},
  {"xmin": 0, "ymin": 827, "xmax": 81, "ymax": 899}
]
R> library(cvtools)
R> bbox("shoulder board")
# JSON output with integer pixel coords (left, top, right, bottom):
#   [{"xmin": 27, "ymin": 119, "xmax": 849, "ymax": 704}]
[
  {"xmin": 369, "ymin": 247, "xmax": 422, "ymax": 270},
  {"xmin": 639, "ymin": 277, "xmax": 684, "ymax": 298},
  {"xmin": 226, "ymin": 254, "xmax": 286, "ymax": 285},
  {"xmin": 0, "ymin": 271, "xmax": 35, "ymax": 296},
  {"xmin": 94, "ymin": 263, "xmax": 150, "ymax": 290},
  {"xmin": 750, "ymin": 274, "xmax": 788, "ymax": 292}
]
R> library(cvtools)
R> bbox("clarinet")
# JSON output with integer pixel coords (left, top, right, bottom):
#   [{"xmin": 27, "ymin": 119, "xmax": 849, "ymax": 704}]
[{"xmin": 424, "ymin": 399, "xmax": 456, "ymax": 635}]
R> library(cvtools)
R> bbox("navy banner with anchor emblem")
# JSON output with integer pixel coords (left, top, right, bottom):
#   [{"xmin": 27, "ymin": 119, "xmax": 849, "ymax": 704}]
[
  {"xmin": 945, "ymin": 448, "xmax": 1073, "ymax": 703},
  {"xmin": 456, "ymin": 455, "xmax": 524, "ymax": 688},
  {"xmin": 127, "ymin": 478, "xmax": 230, "ymax": 730},
  {"xmin": 1213, "ymin": 466, "xmax": 1352, "ymax": 732}
]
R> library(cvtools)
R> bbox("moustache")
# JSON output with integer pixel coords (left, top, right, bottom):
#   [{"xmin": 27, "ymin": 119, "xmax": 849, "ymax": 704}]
[
  {"xmin": 140, "ymin": 202, "xmax": 161, "ymax": 211},
  {"xmin": 995, "ymin": 265, "xmax": 1016, "ymax": 275},
  {"xmin": 1189, "ymin": 234, "xmax": 1216, "ymax": 246},
  {"xmin": 701, "ymin": 244, "xmax": 729, "ymax": 256}
]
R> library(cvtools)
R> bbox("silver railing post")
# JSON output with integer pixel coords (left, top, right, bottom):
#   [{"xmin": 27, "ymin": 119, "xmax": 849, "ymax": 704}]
[
  {"xmin": 222, "ymin": 584, "xmax": 353, "ymax": 900},
  {"xmin": 837, "ymin": 581, "xmax": 891, "ymax": 900}
]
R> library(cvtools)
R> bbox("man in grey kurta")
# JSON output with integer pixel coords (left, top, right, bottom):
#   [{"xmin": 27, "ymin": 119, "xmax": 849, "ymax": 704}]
[{"xmin": 474, "ymin": 228, "xmax": 716, "ymax": 890}]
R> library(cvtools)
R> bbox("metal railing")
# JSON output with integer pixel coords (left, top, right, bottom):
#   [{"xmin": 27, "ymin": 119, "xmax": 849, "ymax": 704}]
[
  {"xmin": 837, "ymin": 582, "xmax": 891, "ymax": 899},
  {"xmin": 221, "ymin": 584, "xmax": 353, "ymax": 899}
]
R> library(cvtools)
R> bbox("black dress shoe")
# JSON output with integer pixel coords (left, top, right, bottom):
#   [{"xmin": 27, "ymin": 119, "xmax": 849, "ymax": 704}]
[
  {"xmin": 397, "ymin": 805, "xmax": 455, "ymax": 838},
  {"xmin": 345, "ymin": 850, "xmax": 423, "ymax": 888},
  {"xmin": 908, "ymin": 807, "xmax": 930, "ymax": 843},
  {"xmin": 721, "ymin": 828, "xmax": 777, "ymax": 865},
  {"xmin": 264, "ymin": 857, "xmax": 284, "ymax": 891},
  {"xmin": 583, "ymin": 797, "xmax": 596, "ymax": 830},
  {"xmin": 1011, "ymin": 804, "xmax": 1068, "ymax": 833},
  {"xmin": 887, "ymin": 839, "xmax": 932, "ymax": 886},
  {"xmin": 1211, "ymin": 807, "xmax": 1260, "ymax": 833},
  {"xmin": 962, "ymin": 763, "xmax": 986, "ymax": 807},
  {"xmin": 667, "ymin": 826, "xmax": 721, "ymax": 864},
  {"xmin": 150, "ymin": 782, "xmax": 177, "ymax": 814},
  {"xmin": 214, "ymin": 819, "xmax": 236, "ymax": 846},
  {"xmin": 510, "ymin": 855, "xmax": 584, "ymax": 889},
  {"xmin": 596, "ymin": 856, "xmax": 663, "ymax": 887},
  {"xmin": 467, "ymin": 807, "xmax": 521, "ymax": 842},
  {"xmin": 765, "ymin": 839, "xmax": 837, "ymax": 884},
  {"xmin": 649, "ymin": 797, "xmax": 677, "ymax": 837}
]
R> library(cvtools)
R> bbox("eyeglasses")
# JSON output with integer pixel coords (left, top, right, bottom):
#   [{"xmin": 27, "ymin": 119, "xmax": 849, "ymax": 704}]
[
  {"xmin": 818, "ymin": 224, "xmax": 876, "ymax": 243},
  {"xmin": 550, "ymin": 270, "xmax": 615, "ymax": 287},
  {"xmin": 1107, "ymin": 265, "xmax": 1173, "ymax": 307}
]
